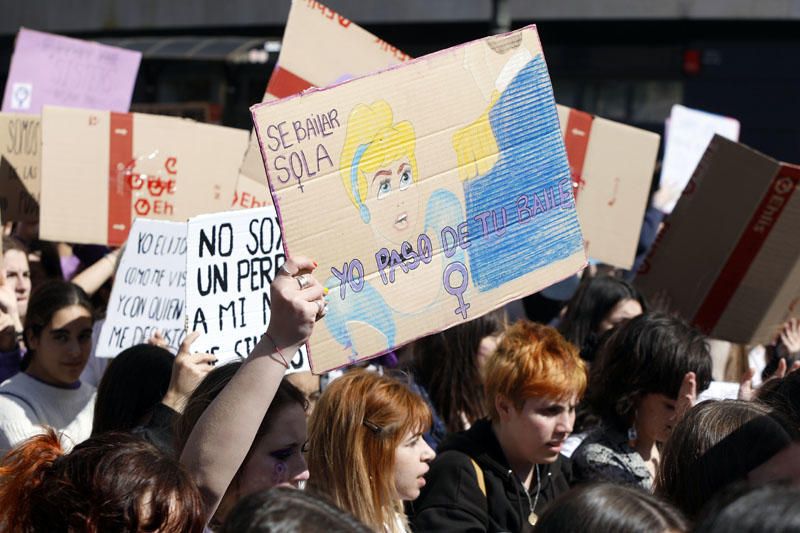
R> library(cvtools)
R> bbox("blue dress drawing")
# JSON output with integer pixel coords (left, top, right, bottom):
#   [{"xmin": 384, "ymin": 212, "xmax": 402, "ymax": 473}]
[{"xmin": 463, "ymin": 55, "xmax": 584, "ymax": 291}]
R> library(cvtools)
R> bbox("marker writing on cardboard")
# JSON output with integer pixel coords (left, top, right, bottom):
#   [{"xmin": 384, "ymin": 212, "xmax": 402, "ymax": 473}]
[
  {"xmin": 331, "ymin": 178, "xmax": 576, "ymax": 319},
  {"xmin": 263, "ymin": 109, "xmax": 341, "ymax": 192},
  {"xmin": 192, "ymin": 217, "xmax": 287, "ymax": 361}
]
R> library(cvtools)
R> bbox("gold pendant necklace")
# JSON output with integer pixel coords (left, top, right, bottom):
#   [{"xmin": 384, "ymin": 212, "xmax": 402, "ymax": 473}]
[{"xmin": 522, "ymin": 464, "xmax": 541, "ymax": 527}]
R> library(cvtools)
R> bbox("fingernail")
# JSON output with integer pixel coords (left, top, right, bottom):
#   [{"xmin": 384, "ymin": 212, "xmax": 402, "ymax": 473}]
[
  {"xmin": 313, "ymin": 261, "xmax": 318, "ymax": 268},
  {"xmin": 323, "ymin": 287, "xmax": 329, "ymax": 296}
]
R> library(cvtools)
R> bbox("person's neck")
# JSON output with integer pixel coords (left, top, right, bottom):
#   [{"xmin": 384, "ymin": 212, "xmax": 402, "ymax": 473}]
[
  {"xmin": 24, "ymin": 370, "xmax": 81, "ymax": 390},
  {"xmin": 631, "ymin": 424, "xmax": 657, "ymax": 460},
  {"xmin": 492, "ymin": 421, "xmax": 534, "ymax": 488}
]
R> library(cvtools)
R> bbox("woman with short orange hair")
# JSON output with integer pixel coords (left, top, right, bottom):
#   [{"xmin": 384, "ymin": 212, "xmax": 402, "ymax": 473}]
[
  {"xmin": 307, "ymin": 369, "xmax": 435, "ymax": 533},
  {"xmin": 411, "ymin": 320, "xmax": 587, "ymax": 533}
]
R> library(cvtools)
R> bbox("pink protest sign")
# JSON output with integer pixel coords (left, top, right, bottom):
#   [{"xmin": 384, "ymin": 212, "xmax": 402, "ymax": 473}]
[{"xmin": 2, "ymin": 28, "xmax": 141, "ymax": 114}]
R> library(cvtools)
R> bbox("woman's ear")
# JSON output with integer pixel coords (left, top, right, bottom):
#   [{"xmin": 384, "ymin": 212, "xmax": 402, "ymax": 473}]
[
  {"xmin": 25, "ymin": 328, "xmax": 38, "ymax": 352},
  {"xmin": 495, "ymin": 394, "xmax": 513, "ymax": 421}
]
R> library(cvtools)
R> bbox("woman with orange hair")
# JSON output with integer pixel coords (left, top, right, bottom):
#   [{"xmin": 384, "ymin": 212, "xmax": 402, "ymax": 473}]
[
  {"xmin": 411, "ymin": 320, "xmax": 587, "ymax": 533},
  {"xmin": 307, "ymin": 369, "xmax": 435, "ymax": 533}
]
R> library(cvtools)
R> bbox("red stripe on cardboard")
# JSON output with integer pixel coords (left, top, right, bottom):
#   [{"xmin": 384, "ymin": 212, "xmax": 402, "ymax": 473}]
[
  {"xmin": 564, "ymin": 109, "xmax": 594, "ymax": 201},
  {"xmin": 693, "ymin": 165, "xmax": 800, "ymax": 333},
  {"xmin": 266, "ymin": 65, "xmax": 314, "ymax": 99},
  {"xmin": 108, "ymin": 112, "xmax": 133, "ymax": 247}
]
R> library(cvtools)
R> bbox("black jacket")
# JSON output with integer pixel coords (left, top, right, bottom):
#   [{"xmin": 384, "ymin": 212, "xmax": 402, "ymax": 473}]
[{"xmin": 410, "ymin": 419, "xmax": 573, "ymax": 533}]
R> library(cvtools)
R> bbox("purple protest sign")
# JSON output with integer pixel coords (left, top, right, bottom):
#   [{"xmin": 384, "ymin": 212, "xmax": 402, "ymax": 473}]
[{"xmin": 1, "ymin": 28, "xmax": 141, "ymax": 114}]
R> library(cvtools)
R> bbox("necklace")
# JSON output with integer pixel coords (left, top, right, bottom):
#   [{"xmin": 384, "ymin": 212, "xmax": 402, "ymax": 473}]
[{"xmin": 522, "ymin": 464, "xmax": 541, "ymax": 526}]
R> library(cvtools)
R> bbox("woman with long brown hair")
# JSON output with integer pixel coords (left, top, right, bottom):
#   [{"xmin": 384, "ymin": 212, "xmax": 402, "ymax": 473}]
[{"xmin": 307, "ymin": 370, "xmax": 435, "ymax": 532}]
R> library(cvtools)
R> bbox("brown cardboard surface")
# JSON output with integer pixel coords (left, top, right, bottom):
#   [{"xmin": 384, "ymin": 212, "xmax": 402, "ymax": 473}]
[
  {"xmin": 252, "ymin": 27, "xmax": 587, "ymax": 373},
  {"xmin": 266, "ymin": 0, "xmax": 410, "ymax": 100},
  {"xmin": 40, "ymin": 106, "xmax": 248, "ymax": 246},
  {"xmin": 0, "ymin": 113, "xmax": 40, "ymax": 221},
  {"xmin": 635, "ymin": 135, "xmax": 800, "ymax": 345},
  {"xmin": 556, "ymin": 105, "xmax": 659, "ymax": 269},
  {"xmin": 237, "ymin": 0, "xmax": 411, "ymax": 206},
  {"xmin": 233, "ymin": 131, "xmax": 273, "ymax": 210}
]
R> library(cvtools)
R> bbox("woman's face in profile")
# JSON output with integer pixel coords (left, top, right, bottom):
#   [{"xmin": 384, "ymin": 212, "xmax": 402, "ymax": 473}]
[{"xmin": 598, "ymin": 298, "xmax": 642, "ymax": 334}]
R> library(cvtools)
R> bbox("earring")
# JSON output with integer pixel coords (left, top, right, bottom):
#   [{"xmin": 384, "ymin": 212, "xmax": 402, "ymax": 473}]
[{"xmin": 627, "ymin": 409, "xmax": 639, "ymax": 445}]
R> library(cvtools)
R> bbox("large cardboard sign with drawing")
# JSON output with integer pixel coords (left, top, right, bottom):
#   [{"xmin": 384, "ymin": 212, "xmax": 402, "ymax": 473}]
[
  {"xmin": 0, "ymin": 113, "xmax": 40, "ymax": 221},
  {"xmin": 40, "ymin": 106, "xmax": 249, "ymax": 246},
  {"xmin": 636, "ymin": 136, "xmax": 799, "ymax": 345},
  {"xmin": 252, "ymin": 27, "xmax": 587, "ymax": 372},
  {"xmin": 2, "ymin": 28, "xmax": 141, "ymax": 114}
]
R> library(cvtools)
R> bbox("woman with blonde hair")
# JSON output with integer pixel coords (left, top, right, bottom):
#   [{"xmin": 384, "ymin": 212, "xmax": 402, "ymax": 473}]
[{"xmin": 307, "ymin": 369, "xmax": 435, "ymax": 533}]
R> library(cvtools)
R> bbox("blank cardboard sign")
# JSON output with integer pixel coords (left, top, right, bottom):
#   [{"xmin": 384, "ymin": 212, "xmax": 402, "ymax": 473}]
[
  {"xmin": 556, "ymin": 105, "xmax": 660, "ymax": 269},
  {"xmin": 252, "ymin": 26, "xmax": 587, "ymax": 373},
  {"xmin": 636, "ymin": 135, "xmax": 799, "ymax": 345}
]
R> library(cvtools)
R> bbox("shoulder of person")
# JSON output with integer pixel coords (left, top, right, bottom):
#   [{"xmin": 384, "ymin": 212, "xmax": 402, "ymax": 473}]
[{"xmin": 0, "ymin": 391, "xmax": 37, "ymax": 420}]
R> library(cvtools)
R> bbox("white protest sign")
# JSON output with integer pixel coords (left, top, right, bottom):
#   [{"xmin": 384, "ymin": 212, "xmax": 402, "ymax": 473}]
[
  {"xmin": 186, "ymin": 207, "xmax": 309, "ymax": 372},
  {"xmin": 659, "ymin": 104, "xmax": 740, "ymax": 212},
  {"xmin": 96, "ymin": 218, "xmax": 188, "ymax": 357}
]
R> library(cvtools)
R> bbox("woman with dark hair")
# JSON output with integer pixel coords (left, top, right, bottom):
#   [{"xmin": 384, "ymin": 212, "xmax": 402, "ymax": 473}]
[
  {"xmin": 572, "ymin": 312, "xmax": 712, "ymax": 489},
  {"xmin": 558, "ymin": 274, "xmax": 646, "ymax": 362},
  {"xmin": 757, "ymin": 368, "xmax": 800, "ymax": 431},
  {"xmin": 92, "ymin": 332, "xmax": 214, "ymax": 453},
  {"xmin": 534, "ymin": 482, "xmax": 687, "ymax": 533},
  {"xmin": 0, "ymin": 428, "xmax": 204, "ymax": 532},
  {"xmin": 178, "ymin": 255, "xmax": 325, "ymax": 530},
  {"xmin": 694, "ymin": 482, "xmax": 800, "ymax": 533},
  {"xmin": 656, "ymin": 400, "xmax": 794, "ymax": 519},
  {"xmin": 220, "ymin": 487, "xmax": 372, "ymax": 533},
  {"xmin": 176, "ymin": 363, "xmax": 310, "ymax": 527},
  {"xmin": 92, "ymin": 344, "xmax": 173, "ymax": 436},
  {"xmin": 0, "ymin": 280, "xmax": 95, "ymax": 452},
  {"xmin": 408, "ymin": 309, "xmax": 506, "ymax": 448}
]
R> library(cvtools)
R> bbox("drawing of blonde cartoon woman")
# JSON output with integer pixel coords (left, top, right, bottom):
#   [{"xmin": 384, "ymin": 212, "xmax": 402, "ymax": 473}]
[
  {"xmin": 323, "ymin": 100, "xmax": 465, "ymax": 358},
  {"xmin": 452, "ymin": 32, "xmax": 585, "ymax": 291}
]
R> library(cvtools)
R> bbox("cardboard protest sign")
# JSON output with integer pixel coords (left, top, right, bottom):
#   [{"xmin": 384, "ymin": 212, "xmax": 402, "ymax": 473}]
[
  {"xmin": 2, "ymin": 28, "xmax": 141, "ymax": 114},
  {"xmin": 659, "ymin": 105, "xmax": 740, "ymax": 213},
  {"xmin": 237, "ymin": 0, "xmax": 411, "ymax": 206},
  {"xmin": 556, "ymin": 105, "xmax": 660, "ymax": 269},
  {"xmin": 185, "ymin": 207, "xmax": 309, "ymax": 371},
  {"xmin": 266, "ymin": 0, "xmax": 410, "ymax": 100},
  {"xmin": 233, "ymin": 132, "xmax": 273, "ymax": 211},
  {"xmin": 636, "ymin": 136, "xmax": 800, "ymax": 345},
  {"xmin": 252, "ymin": 27, "xmax": 587, "ymax": 372},
  {"xmin": 0, "ymin": 113, "xmax": 40, "ymax": 221},
  {"xmin": 39, "ymin": 106, "xmax": 249, "ymax": 246},
  {"xmin": 96, "ymin": 218, "xmax": 187, "ymax": 357}
]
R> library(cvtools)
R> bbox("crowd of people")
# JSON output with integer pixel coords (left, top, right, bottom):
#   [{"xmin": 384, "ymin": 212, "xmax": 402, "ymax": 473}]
[{"xmin": 0, "ymin": 212, "xmax": 796, "ymax": 533}]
